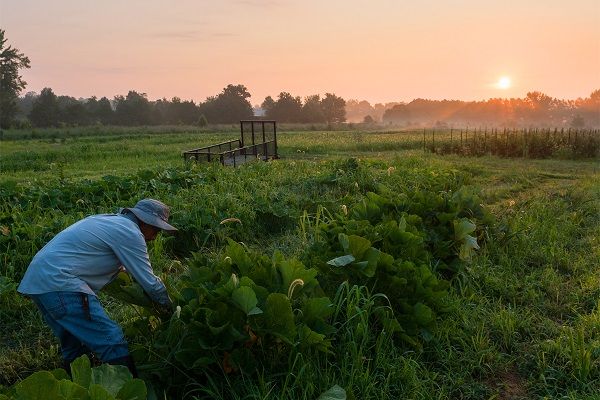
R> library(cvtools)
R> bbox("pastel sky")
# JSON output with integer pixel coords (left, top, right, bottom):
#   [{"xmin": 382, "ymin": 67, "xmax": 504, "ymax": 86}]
[{"xmin": 1, "ymin": 0, "xmax": 599, "ymax": 105}]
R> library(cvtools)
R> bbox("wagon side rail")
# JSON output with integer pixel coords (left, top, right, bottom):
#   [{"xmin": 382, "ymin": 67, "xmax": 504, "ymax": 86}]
[
  {"xmin": 220, "ymin": 140, "xmax": 278, "ymax": 167},
  {"xmin": 182, "ymin": 139, "xmax": 241, "ymax": 162},
  {"xmin": 183, "ymin": 139, "xmax": 241, "ymax": 154}
]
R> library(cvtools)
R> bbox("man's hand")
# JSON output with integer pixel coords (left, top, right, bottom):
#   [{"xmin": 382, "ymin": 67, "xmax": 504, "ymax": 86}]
[{"xmin": 154, "ymin": 300, "xmax": 174, "ymax": 319}]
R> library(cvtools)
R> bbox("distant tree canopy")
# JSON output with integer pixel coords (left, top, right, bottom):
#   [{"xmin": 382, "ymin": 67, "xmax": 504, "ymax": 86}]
[
  {"xmin": 114, "ymin": 91, "xmax": 154, "ymax": 125},
  {"xmin": 345, "ymin": 99, "xmax": 400, "ymax": 123},
  {"xmin": 0, "ymin": 29, "xmax": 30, "ymax": 128},
  {"xmin": 262, "ymin": 92, "xmax": 303, "ymax": 122},
  {"xmin": 29, "ymin": 88, "xmax": 60, "ymax": 127},
  {"xmin": 321, "ymin": 93, "xmax": 346, "ymax": 124},
  {"xmin": 301, "ymin": 95, "xmax": 325, "ymax": 123},
  {"xmin": 262, "ymin": 92, "xmax": 345, "ymax": 124},
  {"xmin": 198, "ymin": 84, "xmax": 253, "ymax": 124},
  {"xmin": 156, "ymin": 97, "xmax": 200, "ymax": 125}
]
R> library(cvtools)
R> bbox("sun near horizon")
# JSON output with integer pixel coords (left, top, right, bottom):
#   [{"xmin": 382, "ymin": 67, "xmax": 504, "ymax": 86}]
[{"xmin": 496, "ymin": 77, "xmax": 512, "ymax": 90}]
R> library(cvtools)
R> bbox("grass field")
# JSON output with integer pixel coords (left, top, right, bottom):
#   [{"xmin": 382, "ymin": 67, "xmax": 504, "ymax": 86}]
[{"xmin": 1, "ymin": 126, "xmax": 599, "ymax": 399}]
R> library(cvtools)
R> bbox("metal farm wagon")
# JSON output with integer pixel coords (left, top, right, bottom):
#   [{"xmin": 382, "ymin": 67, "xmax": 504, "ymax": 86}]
[{"xmin": 183, "ymin": 120, "xmax": 279, "ymax": 167}]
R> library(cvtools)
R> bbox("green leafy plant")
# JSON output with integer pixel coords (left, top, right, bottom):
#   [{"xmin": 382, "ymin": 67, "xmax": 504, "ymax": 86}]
[
  {"xmin": 1, "ymin": 355, "xmax": 146, "ymax": 400},
  {"xmin": 121, "ymin": 240, "xmax": 334, "ymax": 392},
  {"xmin": 309, "ymin": 184, "xmax": 492, "ymax": 343}
]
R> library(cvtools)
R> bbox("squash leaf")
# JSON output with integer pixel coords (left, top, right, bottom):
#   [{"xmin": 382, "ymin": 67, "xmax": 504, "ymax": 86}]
[{"xmin": 231, "ymin": 286, "xmax": 262, "ymax": 316}]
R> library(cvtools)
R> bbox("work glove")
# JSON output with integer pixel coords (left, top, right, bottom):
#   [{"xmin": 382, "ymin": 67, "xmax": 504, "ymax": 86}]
[{"xmin": 154, "ymin": 299, "xmax": 174, "ymax": 319}]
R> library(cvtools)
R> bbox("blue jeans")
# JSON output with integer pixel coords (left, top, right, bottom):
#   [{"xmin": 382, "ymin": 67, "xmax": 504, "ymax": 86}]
[{"xmin": 30, "ymin": 291, "xmax": 129, "ymax": 363}]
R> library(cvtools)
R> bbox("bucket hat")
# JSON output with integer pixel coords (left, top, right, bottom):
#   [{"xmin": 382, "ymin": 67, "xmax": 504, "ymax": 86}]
[{"xmin": 123, "ymin": 199, "xmax": 177, "ymax": 232}]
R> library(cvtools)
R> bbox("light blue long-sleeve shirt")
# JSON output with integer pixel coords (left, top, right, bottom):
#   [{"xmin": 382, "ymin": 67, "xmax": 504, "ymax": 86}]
[{"xmin": 18, "ymin": 213, "xmax": 170, "ymax": 306}]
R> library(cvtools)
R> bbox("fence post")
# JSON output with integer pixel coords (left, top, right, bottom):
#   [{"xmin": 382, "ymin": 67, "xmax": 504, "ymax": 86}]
[{"xmin": 484, "ymin": 127, "xmax": 487, "ymax": 153}]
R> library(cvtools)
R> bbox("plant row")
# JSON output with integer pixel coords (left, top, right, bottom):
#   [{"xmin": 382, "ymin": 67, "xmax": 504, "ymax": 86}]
[
  {"xmin": 101, "ymin": 183, "xmax": 493, "ymax": 397},
  {"xmin": 424, "ymin": 128, "xmax": 600, "ymax": 158}
]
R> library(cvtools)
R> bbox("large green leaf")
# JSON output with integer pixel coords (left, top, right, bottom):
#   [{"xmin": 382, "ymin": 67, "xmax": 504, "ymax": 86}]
[
  {"xmin": 231, "ymin": 286, "xmax": 261, "ymax": 315},
  {"xmin": 51, "ymin": 369, "xmax": 71, "ymax": 381},
  {"xmin": 90, "ymin": 364, "xmax": 131, "ymax": 397},
  {"xmin": 317, "ymin": 385, "xmax": 346, "ymax": 400},
  {"xmin": 71, "ymin": 355, "xmax": 92, "ymax": 389},
  {"xmin": 262, "ymin": 293, "xmax": 296, "ymax": 342},
  {"xmin": 15, "ymin": 371, "xmax": 61, "ymax": 400},
  {"xmin": 115, "ymin": 379, "xmax": 146, "ymax": 400},
  {"xmin": 301, "ymin": 297, "xmax": 333, "ymax": 324},
  {"xmin": 275, "ymin": 253, "xmax": 318, "ymax": 293},
  {"xmin": 346, "ymin": 235, "xmax": 372, "ymax": 259},
  {"xmin": 338, "ymin": 233, "xmax": 372, "ymax": 259},
  {"xmin": 214, "ymin": 273, "xmax": 240, "ymax": 297},
  {"xmin": 88, "ymin": 385, "xmax": 115, "ymax": 400},
  {"xmin": 453, "ymin": 218, "xmax": 476, "ymax": 241},
  {"xmin": 298, "ymin": 325, "xmax": 331, "ymax": 352},
  {"xmin": 225, "ymin": 239, "xmax": 253, "ymax": 275},
  {"xmin": 360, "ymin": 247, "xmax": 381, "ymax": 277},
  {"xmin": 326, "ymin": 254, "xmax": 355, "ymax": 267},
  {"xmin": 57, "ymin": 380, "xmax": 88, "ymax": 400},
  {"xmin": 459, "ymin": 234, "xmax": 480, "ymax": 261}
]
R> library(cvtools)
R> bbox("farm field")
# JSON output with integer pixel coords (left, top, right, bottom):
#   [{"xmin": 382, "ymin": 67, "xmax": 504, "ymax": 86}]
[{"xmin": 1, "ymin": 127, "xmax": 599, "ymax": 399}]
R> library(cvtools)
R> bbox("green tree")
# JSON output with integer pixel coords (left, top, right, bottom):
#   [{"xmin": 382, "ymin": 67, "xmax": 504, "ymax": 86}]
[
  {"xmin": 261, "ymin": 96, "xmax": 276, "ymax": 117},
  {"xmin": 58, "ymin": 95, "xmax": 87, "ymax": 125},
  {"xmin": 321, "ymin": 93, "xmax": 346, "ymax": 124},
  {"xmin": 84, "ymin": 96, "xmax": 114, "ymax": 125},
  {"xmin": 0, "ymin": 29, "xmax": 31, "ymax": 128},
  {"xmin": 301, "ymin": 94, "xmax": 325, "ymax": 123},
  {"xmin": 16, "ymin": 91, "xmax": 37, "ymax": 120},
  {"xmin": 198, "ymin": 84, "xmax": 253, "ymax": 124},
  {"xmin": 265, "ymin": 92, "xmax": 303, "ymax": 122},
  {"xmin": 114, "ymin": 91, "xmax": 154, "ymax": 125},
  {"xmin": 29, "ymin": 87, "xmax": 60, "ymax": 127},
  {"xmin": 165, "ymin": 97, "xmax": 199, "ymax": 125}
]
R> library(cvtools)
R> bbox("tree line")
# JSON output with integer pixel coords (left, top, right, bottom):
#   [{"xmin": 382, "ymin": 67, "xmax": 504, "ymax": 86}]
[
  {"xmin": 345, "ymin": 91, "xmax": 600, "ymax": 128},
  {"xmin": 10, "ymin": 86, "xmax": 347, "ymax": 128}
]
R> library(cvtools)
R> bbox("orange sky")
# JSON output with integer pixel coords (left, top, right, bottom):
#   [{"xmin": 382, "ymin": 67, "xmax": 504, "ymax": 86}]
[{"xmin": 1, "ymin": 0, "xmax": 599, "ymax": 105}]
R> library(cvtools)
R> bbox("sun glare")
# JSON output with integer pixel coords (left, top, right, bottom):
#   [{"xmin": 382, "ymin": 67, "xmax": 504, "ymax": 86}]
[{"xmin": 497, "ymin": 76, "xmax": 511, "ymax": 89}]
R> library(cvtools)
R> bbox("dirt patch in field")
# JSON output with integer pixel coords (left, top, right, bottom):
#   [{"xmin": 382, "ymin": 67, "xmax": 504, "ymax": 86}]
[{"xmin": 486, "ymin": 368, "xmax": 528, "ymax": 400}]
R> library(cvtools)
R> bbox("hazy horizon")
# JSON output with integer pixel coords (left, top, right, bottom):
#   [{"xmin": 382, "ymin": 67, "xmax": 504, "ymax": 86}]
[{"xmin": 2, "ymin": 0, "xmax": 599, "ymax": 105}]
